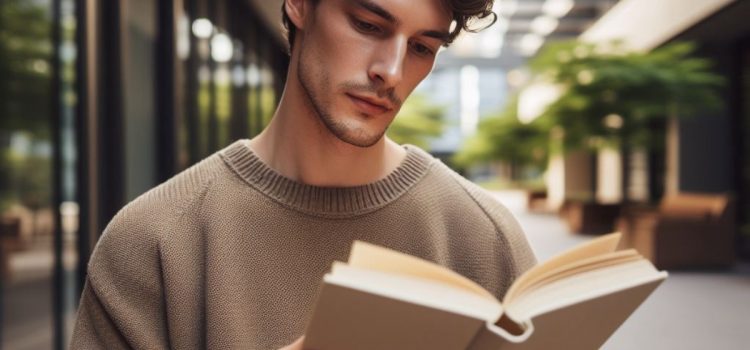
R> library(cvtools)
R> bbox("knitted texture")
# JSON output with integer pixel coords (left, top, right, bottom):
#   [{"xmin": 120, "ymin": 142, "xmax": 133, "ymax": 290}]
[{"xmin": 70, "ymin": 140, "xmax": 537, "ymax": 349}]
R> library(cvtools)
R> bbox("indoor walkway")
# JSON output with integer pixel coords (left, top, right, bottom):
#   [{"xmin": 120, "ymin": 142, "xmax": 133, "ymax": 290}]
[{"xmin": 493, "ymin": 190, "xmax": 750, "ymax": 350}]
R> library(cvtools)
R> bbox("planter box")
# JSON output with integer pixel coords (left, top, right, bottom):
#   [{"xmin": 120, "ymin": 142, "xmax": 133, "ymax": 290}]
[
  {"xmin": 0, "ymin": 216, "xmax": 22, "ymax": 279},
  {"xmin": 560, "ymin": 200, "xmax": 622, "ymax": 235},
  {"xmin": 615, "ymin": 193, "xmax": 735, "ymax": 269},
  {"xmin": 738, "ymin": 235, "xmax": 750, "ymax": 260},
  {"xmin": 526, "ymin": 190, "xmax": 549, "ymax": 213}
]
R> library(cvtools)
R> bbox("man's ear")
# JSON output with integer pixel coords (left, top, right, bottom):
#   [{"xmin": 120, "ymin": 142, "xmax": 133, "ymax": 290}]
[{"xmin": 285, "ymin": 0, "xmax": 308, "ymax": 30}]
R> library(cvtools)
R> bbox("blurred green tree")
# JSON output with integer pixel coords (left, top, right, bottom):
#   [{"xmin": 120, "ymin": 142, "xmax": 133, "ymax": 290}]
[
  {"xmin": 387, "ymin": 94, "xmax": 447, "ymax": 150},
  {"xmin": 0, "ymin": 0, "xmax": 53, "ymax": 214},
  {"xmin": 0, "ymin": 150, "xmax": 11, "ymax": 213},
  {"xmin": 530, "ymin": 40, "xmax": 723, "ymax": 152},
  {"xmin": 453, "ymin": 40, "xmax": 722, "ymax": 197},
  {"xmin": 453, "ymin": 97, "xmax": 550, "ymax": 180},
  {"xmin": 0, "ymin": 0, "xmax": 52, "ymax": 137},
  {"xmin": 529, "ymin": 40, "xmax": 723, "ymax": 201}
]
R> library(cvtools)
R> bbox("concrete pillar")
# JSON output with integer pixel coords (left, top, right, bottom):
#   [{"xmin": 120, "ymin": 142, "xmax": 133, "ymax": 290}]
[
  {"xmin": 665, "ymin": 114, "xmax": 680, "ymax": 195},
  {"xmin": 596, "ymin": 147, "xmax": 622, "ymax": 203}
]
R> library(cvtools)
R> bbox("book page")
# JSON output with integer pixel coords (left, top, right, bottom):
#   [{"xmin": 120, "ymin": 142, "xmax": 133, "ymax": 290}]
[
  {"xmin": 503, "ymin": 232, "xmax": 622, "ymax": 302},
  {"xmin": 505, "ymin": 260, "xmax": 667, "ymax": 321},
  {"xmin": 504, "ymin": 250, "xmax": 641, "ymax": 304},
  {"xmin": 348, "ymin": 241, "xmax": 498, "ymax": 301},
  {"xmin": 327, "ymin": 263, "xmax": 503, "ymax": 322}
]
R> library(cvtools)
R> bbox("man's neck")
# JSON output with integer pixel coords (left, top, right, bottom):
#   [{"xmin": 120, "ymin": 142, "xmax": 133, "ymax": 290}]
[{"xmin": 247, "ymin": 87, "xmax": 407, "ymax": 187}]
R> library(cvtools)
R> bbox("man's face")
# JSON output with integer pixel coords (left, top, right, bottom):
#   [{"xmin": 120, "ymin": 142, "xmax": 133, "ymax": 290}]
[{"xmin": 295, "ymin": 0, "xmax": 452, "ymax": 148}]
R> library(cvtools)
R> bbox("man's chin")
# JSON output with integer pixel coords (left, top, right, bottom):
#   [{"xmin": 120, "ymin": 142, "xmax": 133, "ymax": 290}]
[
  {"xmin": 336, "ymin": 134, "xmax": 384, "ymax": 148},
  {"xmin": 318, "ymin": 111, "xmax": 387, "ymax": 148},
  {"xmin": 330, "ymin": 128, "xmax": 385, "ymax": 148}
]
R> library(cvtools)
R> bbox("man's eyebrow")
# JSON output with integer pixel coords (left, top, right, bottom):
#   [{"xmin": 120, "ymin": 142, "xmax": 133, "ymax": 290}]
[
  {"xmin": 422, "ymin": 30, "xmax": 451, "ymax": 44},
  {"xmin": 353, "ymin": 0, "xmax": 397, "ymax": 24}
]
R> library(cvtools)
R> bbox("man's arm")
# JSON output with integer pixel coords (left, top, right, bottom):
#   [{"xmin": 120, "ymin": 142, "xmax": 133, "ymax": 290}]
[
  {"xmin": 70, "ymin": 279, "xmax": 136, "ymax": 349},
  {"xmin": 69, "ymin": 208, "xmax": 170, "ymax": 349}
]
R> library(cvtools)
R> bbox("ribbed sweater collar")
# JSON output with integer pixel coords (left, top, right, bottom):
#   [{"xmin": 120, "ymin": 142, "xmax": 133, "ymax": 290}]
[{"xmin": 219, "ymin": 140, "xmax": 435, "ymax": 218}]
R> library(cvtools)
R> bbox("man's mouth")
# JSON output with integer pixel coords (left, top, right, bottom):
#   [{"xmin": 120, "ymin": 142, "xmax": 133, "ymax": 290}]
[{"xmin": 346, "ymin": 93, "xmax": 393, "ymax": 115}]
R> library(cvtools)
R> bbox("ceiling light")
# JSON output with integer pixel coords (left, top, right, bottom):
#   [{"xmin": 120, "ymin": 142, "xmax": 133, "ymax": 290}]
[
  {"xmin": 543, "ymin": 0, "xmax": 574, "ymax": 18},
  {"xmin": 192, "ymin": 18, "xmax": 213, "ymax": 39},
  {"xmin": 531, "ymin": 16, "xmax": 559, "ymax": 36},
  {"xmin": 211, "ymin": 33, "xmax": 234, "ymax": 63}
]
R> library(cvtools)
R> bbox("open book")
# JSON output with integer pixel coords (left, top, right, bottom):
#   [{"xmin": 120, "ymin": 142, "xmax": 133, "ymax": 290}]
[{"xmin": 303, "ymin": 233, "xmax": 668, "ymax": 350}]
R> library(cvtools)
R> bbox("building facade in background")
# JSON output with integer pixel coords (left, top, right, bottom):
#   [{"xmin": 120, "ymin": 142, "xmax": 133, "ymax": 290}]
[{"xmin": 576, "ymin": 0, "xmax": 749, "ymax": 238}]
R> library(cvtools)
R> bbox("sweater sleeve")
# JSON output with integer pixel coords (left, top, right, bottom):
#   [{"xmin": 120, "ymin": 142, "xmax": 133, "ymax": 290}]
[
  {"xmin": 70, "ymin": 154, "xmax": 222, "ymax": 349},
  {"xmin": 69, "ymin": 206, "xmax": 171, "ymax": 349},
  {"xmin": 70, "ymin": 279, "xmax": 137, "ymax": 349},
  {"xmin": 449, "ymin": 171, "xmax": 538, "ymax": 284},
  {"xmin": 489, "ymin": 201, "xmax": 537, "ymax": 276}
]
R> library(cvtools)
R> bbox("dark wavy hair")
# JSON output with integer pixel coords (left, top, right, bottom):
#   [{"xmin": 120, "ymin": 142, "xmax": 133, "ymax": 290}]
[{"xmin": 281, "ymin": 0, "xmax": 497, "ymax": 53}]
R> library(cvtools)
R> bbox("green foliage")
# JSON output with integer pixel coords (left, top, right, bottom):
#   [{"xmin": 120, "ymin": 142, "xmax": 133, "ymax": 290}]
[
  {"xmin": 387, "ymin": 94, "xmax": 447, "ymax": 149},
  {"xmin": 453, "ymin": 40, "xmax": 723, "ymax": 175},
  {"xmin": 453, "ymin": 97, "xmax": 549, "ymax": 170},
  {"xmin": 0, "ymin": 147, "xmax": 52, "ymax": 212},
  {"xmin": 0, "ymin": 0, "xmax": 52, "ymax": 137},
  {"xmin": 530, "ymin": 40, "xmax": 724, "ymax": 151},
  {"xmin": 0, "ymin": 149, "xmax": 11, "ymax": 213},
  {"xmin": 0, "ymin": 0, "xmax": 53, "ymax": 213},
  {"xmin": 15, "ymin": 151, "xmax": 52, "ymax": 210}
]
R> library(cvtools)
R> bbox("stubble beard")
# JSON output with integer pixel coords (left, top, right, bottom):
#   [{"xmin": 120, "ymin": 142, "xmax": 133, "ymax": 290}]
[{"xmin": 297, "ymin": 47, "xmax": 387, "ymax": 148}]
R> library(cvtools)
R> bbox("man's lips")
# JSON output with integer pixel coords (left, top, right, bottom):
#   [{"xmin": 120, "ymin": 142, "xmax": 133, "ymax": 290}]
[{"xmin": 346, "ymin": 93, "xmax": 392, "ymax": 115}]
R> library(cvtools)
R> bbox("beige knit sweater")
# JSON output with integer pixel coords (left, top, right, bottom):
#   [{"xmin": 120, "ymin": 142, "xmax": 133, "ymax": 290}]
[{"xmin": 70, "ymin": 140, "xmax": 536, "ymax": 349}]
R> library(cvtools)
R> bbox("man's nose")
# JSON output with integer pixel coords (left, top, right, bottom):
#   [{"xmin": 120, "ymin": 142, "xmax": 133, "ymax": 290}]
[{"xmin": 368, "ymin": 37, "xmax": 407, "ymax": 89}]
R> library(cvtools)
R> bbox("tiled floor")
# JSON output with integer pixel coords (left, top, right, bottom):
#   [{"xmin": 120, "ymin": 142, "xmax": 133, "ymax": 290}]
[{"xmin": 493, "ymin": 190, "xmax": 750, "ymax": 350}]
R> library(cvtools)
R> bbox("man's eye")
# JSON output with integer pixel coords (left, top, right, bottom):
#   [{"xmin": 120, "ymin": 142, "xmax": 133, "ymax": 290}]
[
  {"xmin": 353, "ymin": 19, "xmax": 380, "ymax": 33},
  {"xmin": 411, "ymin": 42, "xmax": 434, "ymax": 57}
]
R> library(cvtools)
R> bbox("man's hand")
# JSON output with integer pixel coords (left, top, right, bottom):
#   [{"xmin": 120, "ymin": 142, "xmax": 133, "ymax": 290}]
[{"xmin": 279, "ymin": 335, "xmax": 305, "ymax": 350}]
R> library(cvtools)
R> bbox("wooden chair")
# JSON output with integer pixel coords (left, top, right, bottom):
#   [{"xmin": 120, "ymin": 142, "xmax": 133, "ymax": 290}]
[{"xmin": 615, "ymin": 193, "xmax": 735, "ymax": 269}]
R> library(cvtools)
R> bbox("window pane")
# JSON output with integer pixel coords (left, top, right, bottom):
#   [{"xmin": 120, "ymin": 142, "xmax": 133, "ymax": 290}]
[{"xmin": 1, "ymin": 0, "xmax": 55, "ymax": 348}]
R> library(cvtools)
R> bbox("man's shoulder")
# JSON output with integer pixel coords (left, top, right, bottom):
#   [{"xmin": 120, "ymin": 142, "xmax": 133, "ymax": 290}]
[
  {"xmin": 417, "ymin": 155, "xmax": 512, "ymax": 219},
  {"xmin": 87, "ymin": 152, "xmax": 229, "ymax": 277},
  {"xmin": 99, "ymin": 152, "xmax": 227, "ymax": 245},
  {"xmin": 416, "ymin": 156, "xmax": 529, "ymax": 242},
  {"xmin": 126, "ymin": 153, "xmax": 226, "ymax": 222},
  {"xmin": 406, "ymin": 151, "xmax": 537, "ymax": 281}
]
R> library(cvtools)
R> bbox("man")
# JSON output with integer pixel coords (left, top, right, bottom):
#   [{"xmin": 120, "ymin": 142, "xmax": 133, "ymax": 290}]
[{"xmin": 71, "ymin": 0, "xmax": 536, "ymax": 349}]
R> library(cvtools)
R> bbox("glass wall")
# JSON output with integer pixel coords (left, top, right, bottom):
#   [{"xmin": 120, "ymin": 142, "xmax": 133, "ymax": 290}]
[
  {"xmin": 1, "ymin": 0, "xmax": 80, "ymax": 348},
  {"xmin": 0, "ymin": 0, "xmax": 54, "ymax": 348},
  {"xmin": 1, "ymin": 0, "xmax": 287, "ymax": 348},
  {"xmin": 741, "ymin": 43, "xmax": 750, "ymax": 254},
  {"xmin": 123, "ymin": 0, "xmax": 158, "ymax": 200},
  {"xmin": 179, "ymin": 0, "xmax": 286, "ymax": 168}
]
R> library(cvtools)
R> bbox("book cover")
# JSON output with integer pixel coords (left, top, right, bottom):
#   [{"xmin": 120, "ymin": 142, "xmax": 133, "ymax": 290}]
[{"xmin": 303, "ymin": 233, "xmax": 667, "ymax": 350}]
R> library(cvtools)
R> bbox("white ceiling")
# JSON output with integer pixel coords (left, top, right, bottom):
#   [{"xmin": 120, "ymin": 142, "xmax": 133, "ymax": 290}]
[{"xmin": 581, "ymin": 0, "xmax": 736, "ymax": 51}]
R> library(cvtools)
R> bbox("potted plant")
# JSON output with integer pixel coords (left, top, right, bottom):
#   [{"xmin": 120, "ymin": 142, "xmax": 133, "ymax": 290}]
[{"xmin": 527, "ymin": 40, "xmax": 723, "ymax": 233}]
